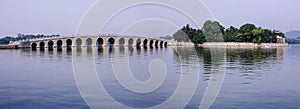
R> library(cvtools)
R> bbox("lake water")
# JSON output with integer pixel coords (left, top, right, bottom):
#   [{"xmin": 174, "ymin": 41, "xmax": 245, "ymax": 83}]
[{"xmin": 0, "ymin": 45, "xmax": 300, "ymax": 109}]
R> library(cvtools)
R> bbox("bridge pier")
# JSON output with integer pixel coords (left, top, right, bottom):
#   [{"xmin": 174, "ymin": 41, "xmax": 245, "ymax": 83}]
[
  {"xmin": 81, "ymin": 38, "xmax": 87, "ymax": 47},
  {"xmin": 36, "ymin": 42, "xmax": 40, "ymax": 48},
  {"xmin": 62, "ymin": 39, "xmax": 67, "ymax": 47},
  {"xmin": 44, "ymin": 41, "xmax": 49, "ymax": 48},
  {"xmin": 72, "ymin": 39, "xmax": 77, "ymax": 47},
  {"xmin": 91, "ymin": 37, "xmax": 97, "ymax": 47},
  {"xmin": 53, "ymin": 40, "xmax": 57, "ymax": 48}
]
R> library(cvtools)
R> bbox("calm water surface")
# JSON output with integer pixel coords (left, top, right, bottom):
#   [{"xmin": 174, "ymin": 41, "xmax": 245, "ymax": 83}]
[{"xmin": 0, "ymin": 45, "xmax": 300, "ymax": 109}]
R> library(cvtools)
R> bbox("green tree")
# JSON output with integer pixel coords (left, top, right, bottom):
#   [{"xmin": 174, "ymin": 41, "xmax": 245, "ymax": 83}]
[
  {"xmin": 173, "ymin": 24, "xmax": 207, "ymax": 44},
  {"xmin": 224, "ymin": 26, "xmax": 238, "ymax": 42},
  {"xmin": 240, "ymin": 24, "xmax": 256, "ymax": 34},
  {"xmin": 202, "ymin": 20, "xmax": 224, "ymax": 42},
  {"xmin": 252, "ymin": 27, "xmax": 264, "ymax": 44},
  {"xmin": 237, "ymin": 24, "xmax": 257, "ymax": 42},
  {"xmin": 260, "ymin": 29, "xmax": 273, "ymax": 43},
  {"xmin": 191, "ymin": 29, "xmax": 206, "ymax": 44},
  {"xmin": 173, "ymin": 30, "xmax": 190, "ymax": 42}
]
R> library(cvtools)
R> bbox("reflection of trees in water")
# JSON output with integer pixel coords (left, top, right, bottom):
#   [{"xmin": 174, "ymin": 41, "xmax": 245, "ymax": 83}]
[
  {"xmin": 225, "ymin": 48, "xmax": 284, "ymax": 81},
  {"xmin": 174, "ymin": 46, "xmax": 285, "ymax": 81},
  {"xmin": 173, "ymin": 47, "xmax": 198, "ymax": 62},
  {"xmin": 174, "ymin": 46, "xmax": 226, "ymax": 81}
]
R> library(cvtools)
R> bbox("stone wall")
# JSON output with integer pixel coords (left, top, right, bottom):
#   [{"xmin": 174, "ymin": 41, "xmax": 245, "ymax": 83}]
[{"xmin": 199, "ymin": 42, "xmax": 289, "ymax": 48}]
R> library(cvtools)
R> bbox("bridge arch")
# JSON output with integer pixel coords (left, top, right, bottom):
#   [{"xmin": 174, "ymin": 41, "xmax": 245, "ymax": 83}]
[
  {"xmin": 143, "ymin": 39, "xmax": 148, "ymax": 46},
  {"xmin": 149, "ymin": 40, "xmax": 154, "ymax": 46},
  {"xmin": 108, "ymin": 37, "xmax": 115, "ymax": 45},
  {"xmin": 66, "ymin": 39, "xmax": 72, "ymax": 47},
  {"xmin": 97, "ymin": 38, "xmax": 104, "ymax": 47},
  {"xmin": 164, "ymin": 42, "xmax": 168, "ymax": 46},
  {"xmin": 155, "ymin": 40, "xmax": 159, "ymax": 47},
  {"xmin": 160, "ymin": 41, "xmax": 163, "ymax": 47},
  {"xmin": 128, "ymin": 38, "xmax": 134, "ymax": 45},
  {"xmin": 57, "ymin": 40, "xmax": 63, "ymax": 48},
  {"xmin": 31, "ymin": 43, "xmax": 37, "ymax": 49},
  {"xmin": 76, "ymin": 38, "xmax": 82, "ymax": 46},
  {"xmin": 48, "ymin": 40, "xmax": 54, "ymax": 48},
  {"xmin": 136, "ymin": 39, "xmax": 141, "ymax": 46},
  {"xmin": 39, "ymin": 41, "xmax": 45, "ymax": 48},
  {"xmin": 86, "ymin": 38, "xmax": 93, "ymax": 46},
  {"xmin": 119, "ymin": 38, "xmax": 125, "ymax": 45}
]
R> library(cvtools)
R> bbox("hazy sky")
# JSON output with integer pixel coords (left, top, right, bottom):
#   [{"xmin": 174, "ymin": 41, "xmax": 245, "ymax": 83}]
[{"xmin": 0, "ymin": 0, "xmax": 299, "ymax": 37}]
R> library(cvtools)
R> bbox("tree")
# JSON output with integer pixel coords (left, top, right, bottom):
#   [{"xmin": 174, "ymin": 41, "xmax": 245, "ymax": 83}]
[
  {"xmin": 236, "ymin": 24, "xmax": 257, "ymax": 42},
  {"xmin": 252, "ymin": 27, "xmax": 264, "ymax": 44},
  {"xmin": 192, "ymin": 29, "xmax": 206, "ymax": 44},
  {"xmin": 261, "ymin": 29, "xmax": 273, "ymax": 43},
  {"xmin": 224, "ymin": 26, "xmax": 238, "ymax": 42},
  {"xmin": 173, "ymin": 29, "xmax": 190, "ymax": 42},
  {"xmin": 240, "ymin": 24, "xmax": 256, "ymax": 34},
  {"xmin": 202, "ymin": 20, "xmax": 224, "ymax": 42},
  {"xmin": 173, "ymin": 24, "xmax": 206, "ymax": 44}
]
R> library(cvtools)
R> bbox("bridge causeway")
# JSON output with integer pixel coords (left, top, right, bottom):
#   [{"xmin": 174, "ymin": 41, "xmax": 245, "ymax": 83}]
[{"xmin": 11, "ymin": 35, "xmax": 173, "ymax": 49}]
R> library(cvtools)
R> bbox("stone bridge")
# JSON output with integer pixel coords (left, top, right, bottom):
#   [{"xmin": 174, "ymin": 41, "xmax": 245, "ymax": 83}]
[{"xmin": 14, "ymin": 35, "xmax": 172, "ymax": 49}]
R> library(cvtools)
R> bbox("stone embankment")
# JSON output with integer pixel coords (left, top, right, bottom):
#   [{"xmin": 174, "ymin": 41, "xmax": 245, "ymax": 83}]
[
  {"xmin": 199, "ymin": 42, "xmax": 289, "ymax": 48},
  {"xmin": 171, "ymin": 42, "xmax": 289, "ymax": 48}
]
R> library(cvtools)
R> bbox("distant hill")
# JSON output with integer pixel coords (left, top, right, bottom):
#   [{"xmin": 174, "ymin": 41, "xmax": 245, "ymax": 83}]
[{"xmin": 285, "ymin": 30, "xmax": 300, "ymax": 39}]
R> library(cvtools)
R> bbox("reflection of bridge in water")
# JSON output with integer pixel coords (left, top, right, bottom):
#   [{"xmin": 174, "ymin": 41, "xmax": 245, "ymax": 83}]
[{"xmin": 14, "ymin": 35, "xmax": 172, "ymax": 49}]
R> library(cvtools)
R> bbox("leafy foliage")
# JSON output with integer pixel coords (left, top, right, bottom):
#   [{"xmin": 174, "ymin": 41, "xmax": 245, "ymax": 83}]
[
  {"xmin": 173, "ymin": 24, "xmax": 206, "ymax": 44},
  {"xmin": 173, "ymin": 20, "xmax": 285, "ymax": 44},
  {"xmin": 202, "ymin": 20, "xmax": 224, "ymax": 42}
]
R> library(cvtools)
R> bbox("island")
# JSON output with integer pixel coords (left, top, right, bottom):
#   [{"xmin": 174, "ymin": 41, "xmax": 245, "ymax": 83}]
[{"xmin": 171, "ymin": 20, "xmax": 288, "ymax": 47}]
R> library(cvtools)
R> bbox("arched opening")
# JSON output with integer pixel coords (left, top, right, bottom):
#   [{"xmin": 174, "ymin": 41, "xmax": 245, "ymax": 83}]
[
  {"xmin": 128, "ymin": 38, "xmax": 134, "ymax": 45},
  {"xmin": 160, "ymin": 41, "xmax": 163, "ymax": 47},
  {"xmin": 136, "ymin": 39, "xmax": 141, "ymax": 46},
  {"xmin": 39, "ymin": 41, "xmax": 45, "ymax": 48},
  {"xmin": 119, "ymin": 38, "xmax": 125, "ymax": 45},
  {"xmin": 76, "ymin": 38, "xmax": 82, "ymax": 46},
  {"xmin": 143, "ymin": 39, "xmax": 148, "ymax": 46},
  {"xmin": 86, "ymin": 38, "xmax": 92, "ymax": 46},
  {"xmin": 31, "ymin": 43, "xmax": 37, "ymax": 49},
  {"xmin": 57, "ymin": 40, "xmax": 63, "ymax": 48},
  {"xmin": 155, "ymin": 40, "xmax": 159, "ymax": 47},
  {"xmin": 66, "ymin": 39, "xmax": 72, "ymax": 47},
  {"xmin": 108, "ymin": 38, "xmax": 115, "ymax": 45},
  {"xmin": 48, "ymin": 41, "xmax": 54, "ymax": 48},
  {"xmin": 97, "ymin": 38, "xmax": 104, "ymax": 47},
  {"xmin": 164, "ymin": 42, "xmax": 168, "ymax": 47},
  {"xmin": 149, "ymin": 40, "xmax": 154, "ymax": 46}
]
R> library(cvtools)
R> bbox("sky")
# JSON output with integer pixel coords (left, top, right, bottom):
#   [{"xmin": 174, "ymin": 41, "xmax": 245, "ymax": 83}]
[{"xmin": 0, "ymin": 0, "xmax": 299, "ymax": 37}]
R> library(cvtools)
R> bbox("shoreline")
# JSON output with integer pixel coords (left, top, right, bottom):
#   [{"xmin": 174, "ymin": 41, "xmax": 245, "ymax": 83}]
[
  {"xmin": 172, "ymin": 42, "xmax": 289, "ymax": 48},
  {"xmin": 199, "ymin": 42, "xmax": 289, "ymax": 48}
]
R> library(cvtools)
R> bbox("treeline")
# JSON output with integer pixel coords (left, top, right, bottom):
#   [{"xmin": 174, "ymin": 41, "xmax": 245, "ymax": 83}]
[
  {"xmin": 0, "ymin": 34, "xmax": 60, "ymax": 45},
  {"xmin": 173, "ymin": 20, "xmax": 285, "ymax": 44}
]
